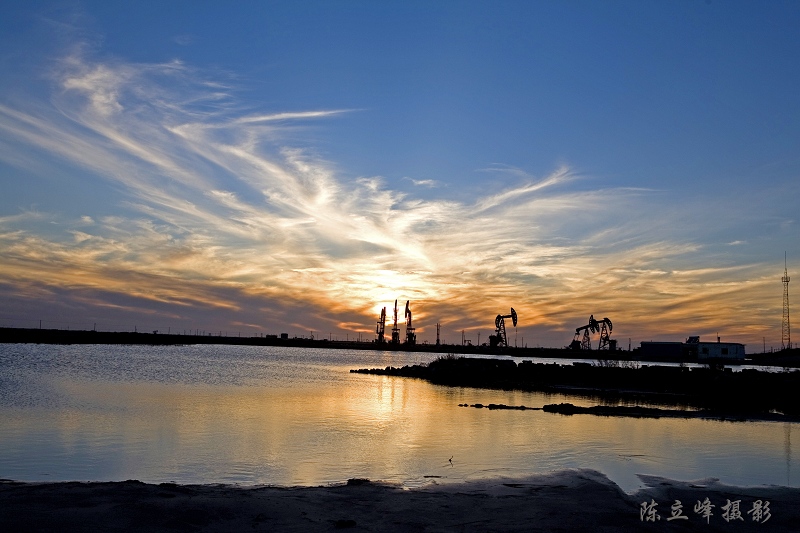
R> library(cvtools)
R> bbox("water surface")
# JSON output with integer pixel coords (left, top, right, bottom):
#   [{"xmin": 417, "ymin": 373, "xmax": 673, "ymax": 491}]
[{"xmin": 0, "ymin": 344, "xmax": 795, "ymax": 492}]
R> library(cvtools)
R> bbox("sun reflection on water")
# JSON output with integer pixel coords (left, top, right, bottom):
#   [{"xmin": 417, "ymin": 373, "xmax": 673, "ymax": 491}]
[{"xmin": 0, "ymin": 344, "xmax": 797, "ymax": 492}]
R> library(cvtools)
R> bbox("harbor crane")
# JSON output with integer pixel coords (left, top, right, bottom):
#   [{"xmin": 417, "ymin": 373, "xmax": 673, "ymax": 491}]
[
  {"xmin": 570, "ymin": 315, "xmax": 613, "ymax": 350},
  {"xmin": 405, "ymin": 300, "xmax": 416, "ymax": 345},
  {"xmin": 376, "ymin": 307, "xmax": 386, "ymax": 344},
  {"xmin": 489, "ymin": 307, "xmax": 517, "ymax": 347},
  {"xmin": 391, "ymin": 299, "xmax": 401, "ymax": 344}
]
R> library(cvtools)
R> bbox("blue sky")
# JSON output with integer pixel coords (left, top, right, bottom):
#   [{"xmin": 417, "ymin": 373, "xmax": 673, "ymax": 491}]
[{"xmin": 0, "ymin": 1, "xmax": 798, "ymax": 349}]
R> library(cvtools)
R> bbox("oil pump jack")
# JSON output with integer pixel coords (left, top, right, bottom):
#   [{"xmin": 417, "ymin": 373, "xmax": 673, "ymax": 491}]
[
  {"xmin": 376, "ymin": 307, "xmax": 386, "ymax": 344},
  {"xmin": 489, "ymin": 307, "xmax": 517, "ymax": 347},
  {"xmin": 404, "ymin": 300, "xmax": 416, "ymax": 345},
  {"xmin": 570, "ymin": 315, "xmax": 613, "ymax": 350},
  {"xmin": 597, "ymin": 316, "xmax": 614, "ymax": 350},
  {"xmin": 391, "ymin": 299, "xmax": 401, "ymax": 345}
]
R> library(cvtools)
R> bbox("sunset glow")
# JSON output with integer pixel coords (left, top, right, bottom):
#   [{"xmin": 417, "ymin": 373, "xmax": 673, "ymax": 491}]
[{"xmin": 1, "ymin": 2, "xmax": 798, "ymax": 349}]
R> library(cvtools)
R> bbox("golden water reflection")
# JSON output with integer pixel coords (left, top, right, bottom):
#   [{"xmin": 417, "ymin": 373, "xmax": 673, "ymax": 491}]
[
  {"xmin": 0, "ymin": 345, "xmax": 796, "ymax": 493},
  {"xmin": 0, "ymin": 377, "xmax": 793, "ymax": 491}
]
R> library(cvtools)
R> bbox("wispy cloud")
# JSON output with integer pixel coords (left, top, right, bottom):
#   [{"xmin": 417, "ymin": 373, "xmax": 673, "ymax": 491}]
[
  {"xmin": 0, "ymin": 44, "xmax": 790, "ymax": 347},
  {"xmin": 404, "ymin": 177, "xmax": 441, "ymax": 188},
  {"xmin": 234, "ymin": 110, "xmax": 352, "ymax": 124},
  {"xmin": 173, "ymin": 34, "xmax": 194, "ymax": 46}
]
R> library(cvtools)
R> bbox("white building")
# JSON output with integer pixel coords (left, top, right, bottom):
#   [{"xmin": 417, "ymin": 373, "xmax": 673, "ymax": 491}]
[{"xmin": 696, "ymin": 341, "xmax": 745, "ymax": 360}]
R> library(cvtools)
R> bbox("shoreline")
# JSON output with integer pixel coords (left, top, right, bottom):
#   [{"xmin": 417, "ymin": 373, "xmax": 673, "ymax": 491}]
[
  {"xmin": 352, "ymin": 357, "xmax": 800, "ymax": 417},
  {"xmin": 3, "ymin": 326, "xmax": 800, "ymax": 368},
  {"xmin": 2, "ymin": 470, "xmax": 798, "ymax": 532}
]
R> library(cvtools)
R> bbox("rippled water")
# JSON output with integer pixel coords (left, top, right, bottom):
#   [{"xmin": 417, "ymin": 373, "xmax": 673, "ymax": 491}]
[{"xmin": 0, "ymin": 343, "xmax": 796, "ymax": 492}]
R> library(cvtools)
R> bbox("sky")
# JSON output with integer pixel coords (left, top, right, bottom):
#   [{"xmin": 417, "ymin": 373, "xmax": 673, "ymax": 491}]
[{"xmin": 0, "ymin": 1, "xmax": 798, "ymax": 350}]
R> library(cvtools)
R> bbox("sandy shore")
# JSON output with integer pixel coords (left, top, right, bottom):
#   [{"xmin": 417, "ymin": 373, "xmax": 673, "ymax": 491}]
[{"xmin": 2, "ymin": 470, "xmax": 797, "ymax": 532}]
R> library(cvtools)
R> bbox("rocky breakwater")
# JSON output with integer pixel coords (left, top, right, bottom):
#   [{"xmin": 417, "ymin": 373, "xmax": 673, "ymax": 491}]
[{"xmin": 351, "ymin": 356, "xmax": 800, "ymax": 418}]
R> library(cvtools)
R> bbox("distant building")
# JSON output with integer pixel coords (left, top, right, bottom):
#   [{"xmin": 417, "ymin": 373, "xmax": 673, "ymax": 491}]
[
  {"xmin": 639, "ymin": 341, "xmax": 686, "ymax": 361},
  {"xmin": 639, "ymin": 336, "xmax": 746, "ymax": 362},
  {"xmin": 696, "ymin": 341, "xmax": 745, "ymax": 360}
]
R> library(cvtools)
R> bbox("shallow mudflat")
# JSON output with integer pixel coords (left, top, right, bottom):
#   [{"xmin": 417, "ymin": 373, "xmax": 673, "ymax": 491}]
[{"xmin": 2, "ymin": 470, "xmax": 798, "ymax": 532}]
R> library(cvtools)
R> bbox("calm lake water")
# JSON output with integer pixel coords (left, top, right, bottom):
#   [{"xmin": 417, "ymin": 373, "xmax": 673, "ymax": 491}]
[{"xmin": 0, "ymin": 344, "xmax": 796, "ymax": 493}]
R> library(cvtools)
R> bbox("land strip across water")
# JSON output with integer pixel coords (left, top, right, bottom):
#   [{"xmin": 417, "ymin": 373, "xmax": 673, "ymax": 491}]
[{"xmin": 352, "ymin": 356, "xmax": 800, "ymax": 421}]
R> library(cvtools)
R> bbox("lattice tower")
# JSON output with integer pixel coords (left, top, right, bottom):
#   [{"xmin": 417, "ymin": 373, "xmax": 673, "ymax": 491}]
[{"xmin": 783, "ymin": 253, "xmax": 791, "ymax": 350}]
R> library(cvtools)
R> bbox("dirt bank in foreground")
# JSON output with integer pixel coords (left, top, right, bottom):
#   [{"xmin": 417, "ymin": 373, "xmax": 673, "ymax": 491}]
[{"xmin": 2, "ymin": 470, "xmax": 797, "ymax": 532}]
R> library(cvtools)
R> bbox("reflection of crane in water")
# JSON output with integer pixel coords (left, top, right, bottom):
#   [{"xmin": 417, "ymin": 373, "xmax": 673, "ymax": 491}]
[
  {"xmin": 404, "ymin": 300, "xmax": 416, "ymax": 345},
  {"xmin": 391, "ymin": 299, "xmax": 400, "ymax": 345},
  {"xmin": 489, "ymin": 308, "xmax": 517, "ymax": 347},
  {"xmin": 570, "ymin": 315, "xmax": 614, "ymax": 350},
  {"xmin": 376, "ymin": 307, "xmax": 386, "ymax": 344}
]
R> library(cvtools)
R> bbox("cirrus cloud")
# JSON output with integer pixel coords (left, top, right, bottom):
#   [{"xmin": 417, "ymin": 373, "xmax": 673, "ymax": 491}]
[{"xmin": 0, "ymin": 43, "xmax": 792, "ymax": 348}]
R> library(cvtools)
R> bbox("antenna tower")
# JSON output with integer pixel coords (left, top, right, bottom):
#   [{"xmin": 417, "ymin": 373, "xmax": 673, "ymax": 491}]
[{"xmin": 783, "ymin": 253, "xmax": 791, "ymax": 350}]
